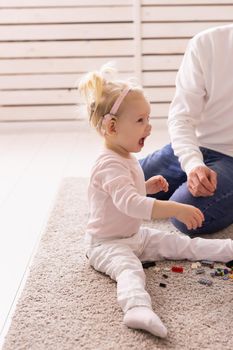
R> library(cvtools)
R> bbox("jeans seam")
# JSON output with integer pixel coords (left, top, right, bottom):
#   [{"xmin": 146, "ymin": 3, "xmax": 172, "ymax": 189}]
[{"xmin": 201, "ymin": 188, "xmax": 233, "ymax": 214}]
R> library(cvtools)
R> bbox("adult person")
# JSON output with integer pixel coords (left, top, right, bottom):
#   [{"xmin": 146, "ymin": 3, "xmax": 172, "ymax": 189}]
[{"xmin": 140, "ymin": 24, "xmax": 233, "ymax": 236}]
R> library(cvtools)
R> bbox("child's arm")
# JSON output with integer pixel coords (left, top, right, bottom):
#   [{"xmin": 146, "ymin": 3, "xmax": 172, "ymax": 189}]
[
  {"xmin": 146, "ymin": 175, "xmax": 169, "ymax": 195},
  {"xmin": 101, "ymin": 157, "xmax": 203, "ymax": 229},
  {"xmin": 151, "ymin": 200, "xmax": 204, "ymax": 230}
]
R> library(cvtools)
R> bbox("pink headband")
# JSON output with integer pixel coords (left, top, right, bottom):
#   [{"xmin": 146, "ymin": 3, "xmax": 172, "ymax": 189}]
[
  {"xmin": 103, "ymin": 86, "xmax": 130, "ymax": 120},
  {"xmin": 100, "ymin": 86, "xmax": 130, "ymax": 134}
]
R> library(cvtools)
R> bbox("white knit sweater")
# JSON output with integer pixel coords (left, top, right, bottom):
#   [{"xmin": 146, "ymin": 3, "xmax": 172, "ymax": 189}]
[{"xmin": 168, "ymin": 24, "xmax": 233, "ymax": 174}]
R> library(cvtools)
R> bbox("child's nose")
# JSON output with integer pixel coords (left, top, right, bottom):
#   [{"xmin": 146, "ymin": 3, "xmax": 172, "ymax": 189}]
[{"xmin": 146, "ymin": 123, "xmax": 152, "ymax": 133}]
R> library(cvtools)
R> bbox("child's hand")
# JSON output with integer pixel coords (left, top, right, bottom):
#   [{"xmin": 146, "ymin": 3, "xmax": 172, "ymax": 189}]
[
  {"xmin": 175, "ymin": 203, "xmax": 204, "ymax": 230},
  {"xmin": 146, "ymin": 175, "xmax": 169, "ymax": 195}
]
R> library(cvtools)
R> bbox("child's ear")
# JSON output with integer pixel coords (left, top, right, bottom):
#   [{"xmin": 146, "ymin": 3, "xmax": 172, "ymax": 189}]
[{"xmin": 106, "ymin": 118, "xmax": 117, "ymax": 135}]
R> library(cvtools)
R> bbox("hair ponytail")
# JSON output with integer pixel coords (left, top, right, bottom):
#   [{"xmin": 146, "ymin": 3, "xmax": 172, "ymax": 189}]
[{"xmin": 78, "ymin": 70, "xmax": 104, "ymax": 118}]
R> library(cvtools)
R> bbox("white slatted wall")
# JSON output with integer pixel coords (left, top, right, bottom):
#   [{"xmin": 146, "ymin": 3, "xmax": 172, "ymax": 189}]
[{"xmin": 0, "ymin": 0, "xmax": 233, "ymax": 121}]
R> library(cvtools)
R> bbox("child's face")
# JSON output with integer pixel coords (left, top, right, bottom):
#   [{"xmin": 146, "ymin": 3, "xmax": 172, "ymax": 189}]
[{"xmin": 113, "ymin": 91, "xmax": 152, "ymax": 155}]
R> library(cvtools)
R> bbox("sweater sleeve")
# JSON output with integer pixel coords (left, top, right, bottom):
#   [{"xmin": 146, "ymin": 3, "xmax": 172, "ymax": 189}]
[
  {"xmin": 98, "ymin": 160, "xmax": 154, "ymax": 220},
  {"xmin": 168, "ymin": 39, "xmax": 206, "ymax": 174}
]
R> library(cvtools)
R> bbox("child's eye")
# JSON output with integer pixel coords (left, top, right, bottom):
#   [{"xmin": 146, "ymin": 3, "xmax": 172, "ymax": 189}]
[{"xmin": 137, "ymin": 116, "xmax": 150, "ymax": 123}]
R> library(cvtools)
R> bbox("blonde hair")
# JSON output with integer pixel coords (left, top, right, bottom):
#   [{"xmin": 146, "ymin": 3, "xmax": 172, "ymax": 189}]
[{"xmin": 78, "ymin": 63, "xmax": 142, "ymax": 133}]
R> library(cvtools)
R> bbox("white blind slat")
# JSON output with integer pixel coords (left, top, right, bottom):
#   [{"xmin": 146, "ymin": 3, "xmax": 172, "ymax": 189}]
[
  {"xmin": 143, "ymin": 22, "xmax": 230, "ymax": 38},
  {"xmin": 0, "ymin": 57, "xmax": 134, "ymax": 74},
  {"xmin": 0, "ymin": 40, "xmax": 133, "ymax": 58},
  {"xmin": 0, "ymin": 0, "xmax": 132, "ymax": 7},
  {"xmin": 0, "ymin": 7, "xmax": 132, "ymax": 24},
  {"xmin": 0, "ymin": 23, "xmax": 133, "ymax": 41},
  {"xmin": 143, "ymin": 6, "xmax": 233, "ymax": 21}
]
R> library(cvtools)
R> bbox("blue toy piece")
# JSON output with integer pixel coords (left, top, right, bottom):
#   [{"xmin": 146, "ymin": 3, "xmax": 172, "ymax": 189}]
[{"xmin": 222, "ymin": 276, "xmax": 229, "ymax": 280}]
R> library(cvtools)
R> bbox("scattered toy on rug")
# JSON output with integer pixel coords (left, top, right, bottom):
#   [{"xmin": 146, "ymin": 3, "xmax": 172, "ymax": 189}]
[{"xmin": 154, "ymin": 259, "xmax": 233, "ymax": 289}]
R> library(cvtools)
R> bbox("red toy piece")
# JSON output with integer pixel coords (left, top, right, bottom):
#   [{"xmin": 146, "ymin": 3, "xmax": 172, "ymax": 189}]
[{"xmin": 171, "ymin": 266, "xmax": 183, "ymax": 273}]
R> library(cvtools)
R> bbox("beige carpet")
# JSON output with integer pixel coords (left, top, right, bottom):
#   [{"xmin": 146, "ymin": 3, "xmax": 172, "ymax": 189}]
[{"xmin": 3, "ymin": 177, "xmax": 233, "ymax": 350}]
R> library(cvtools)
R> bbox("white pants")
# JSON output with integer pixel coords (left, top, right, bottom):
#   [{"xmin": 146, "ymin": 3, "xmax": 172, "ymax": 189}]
[{"xmin": 86, "ymin": 228, "xmax": 233, "ymax": 313}]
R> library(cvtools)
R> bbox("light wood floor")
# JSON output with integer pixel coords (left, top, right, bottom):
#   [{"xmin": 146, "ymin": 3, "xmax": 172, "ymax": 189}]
[{"xmin": 0, "ymin": 119, "xmax": 169, "ymax": 347}]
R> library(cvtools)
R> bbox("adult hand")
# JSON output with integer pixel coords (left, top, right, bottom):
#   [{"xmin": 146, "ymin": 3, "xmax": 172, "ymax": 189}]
[{"xmin": 188, "ymin": 165, "xmax": 217, "ymax": 197}]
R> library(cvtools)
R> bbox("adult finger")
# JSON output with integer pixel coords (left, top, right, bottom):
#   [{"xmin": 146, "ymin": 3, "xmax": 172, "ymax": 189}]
[
  {"xmin": 208, "ymin": 169, "xmax": 217, "ymax": 189},
  {"xmin": 196, "ymin": 168, "xmax": 216, "ymax": 193},
  {"xmin": 188, "ymin": 179, "xmax": 213, "ymax": 197},
  {"xmin": 192, "ymin": 185, "xmax": 214, "ymax": 197}
]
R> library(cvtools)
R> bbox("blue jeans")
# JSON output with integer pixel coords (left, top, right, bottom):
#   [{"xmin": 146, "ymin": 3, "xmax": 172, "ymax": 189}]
[{"xmin": 139, "ymin": 144, "xmax": 233, "ymax": 236}]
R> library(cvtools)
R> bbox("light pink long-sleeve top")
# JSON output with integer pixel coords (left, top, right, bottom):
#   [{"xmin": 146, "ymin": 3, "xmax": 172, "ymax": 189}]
[{"xmin": 86, "ymin": 148, "xmax": 155, "ymax": 240}]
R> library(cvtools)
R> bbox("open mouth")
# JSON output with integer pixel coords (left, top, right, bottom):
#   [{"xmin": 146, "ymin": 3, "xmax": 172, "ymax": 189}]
[{"xmin": 139, "ymin": 137, "xmax": 145, "ymax": 146}]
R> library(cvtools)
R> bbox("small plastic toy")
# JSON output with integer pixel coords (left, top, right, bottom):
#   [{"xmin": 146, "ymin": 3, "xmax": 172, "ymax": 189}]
[
  {"xmin": 215, "ymin": 270, "xmax": 224, "ymax": 276},
  {"xmin": 142, "ymin": 261, "xmax": 156, "ymax": 269},
  {"xmin": 225, "ymin": 260, "xmax": 233, "ymax": 268},
  {"xmin": 222, "ymin": 276, "xmax": 229, "ymax": 280},
  {"xmin": 195, "ymin": 268, "xmax": 205, "ymax": 274},
  {"xmin": 191, "ymin": 262, "xmax": 201, "ymax": 269},
  {"xmin": 162, "ymin": 274, "xmax": 168, "ymax": 279},
  {"xmin": 201, "ymin": 260, "xmax": 214, "ymax": 268},
  {"xmin": 171, "ymin": 266, "xmax": 183, "ymax": 273},
  {"xmin": 159, "ymin": 283, "xmax": 166, "ymax": 288},
  {"xmin": 198, "ymin": 278, "xmax": 213, "ymax": 286},
  {"xmin": 191, "ymin": 263, "xmax": 198, "ymax": 269}
]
